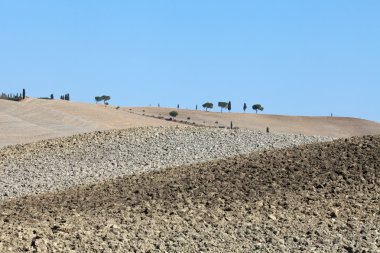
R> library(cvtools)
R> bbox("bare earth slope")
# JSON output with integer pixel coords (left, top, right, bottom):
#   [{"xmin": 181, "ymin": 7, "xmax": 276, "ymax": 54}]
[
  {"xmin": 0, "ymin": 135, "xmax": 378, "ymax": 252},
  {"xmin": 0, "ymin": 126, "xmax": 332, "ymax": 201},
  {"xmin": 0, "ymin": 99, "xmax": 177, "ymax": 147},
  {"xmin": 1, "ymin": 98, "xmax": 379, "ymax": 147},
  {"xmin": 128, "ymin": 107, "xmax": 380, "ymax": 138}
]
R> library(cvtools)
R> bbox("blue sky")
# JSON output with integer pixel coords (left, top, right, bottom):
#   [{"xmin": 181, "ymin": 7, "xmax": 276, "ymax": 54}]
[{"xmin": 0, "ymin": 1, "xmax": 379, "ymax": 122}]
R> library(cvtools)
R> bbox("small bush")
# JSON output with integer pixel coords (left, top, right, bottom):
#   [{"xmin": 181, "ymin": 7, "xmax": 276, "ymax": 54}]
[{"xmin": 169, "ymin": 111, "xmax": 178, "ymax": 118}]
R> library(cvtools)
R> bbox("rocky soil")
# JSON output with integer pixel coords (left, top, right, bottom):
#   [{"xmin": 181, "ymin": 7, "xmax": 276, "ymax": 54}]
[
  {"xmin": 0, "ymin": 126, "xmax": 333, "ymax": 200},
  {"xmin": 0, "ymin": 134, "xmax": 378, "ymax": 252}
]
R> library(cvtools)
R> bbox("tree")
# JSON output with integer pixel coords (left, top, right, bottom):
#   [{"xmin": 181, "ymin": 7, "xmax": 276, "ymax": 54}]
[
  {"xmin": 218, "ymin": 102, "xmax": 228, "ymax": 112},
  {"xmin": 252, "ymin": 104, "xmax": 264, "ymax": 114},
  {"xmin": 177, "ymin": 104, "xmax": 179, "ymax": 109},
  {"xmin": 243, "ymin": 103, "xmax": 247, "ymax": 112},
  {"xmin": 228, "ymin": 101, "xmax": 231, "ymax": 112},
  {"xmin": 50, "ymin": 94, "xmax": 54, "ymax": 99},
  {"xmin": 169, "ymin": 111, "xmax": 178, "ymax": 118},
  {"xmin": 95, "ymin": 96, "xmax": 102, "ymax": 104},
  {"xmin": 202, "ymin": 102, "xmax": 213, "ymax": 112},
  {"xmin": 101, "ymin": 95, "xmax": 111, "ymax": 105},
  {"xmin": 22, "ymin": 89, "xmax": 26, "ymax": 100}
]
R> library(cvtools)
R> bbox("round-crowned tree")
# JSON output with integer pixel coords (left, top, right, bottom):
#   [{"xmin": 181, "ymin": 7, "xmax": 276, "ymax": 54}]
[
  {"xmin": 202, "ymin": 102, "xmax": 213, "ymax": 112},
  {"xmin": 252, "ymin": 104, "xmax": 264, "ymax": 114},
  {"xmin": 218, "ymin": 102, "xmax": 228, "ymax": 112}
]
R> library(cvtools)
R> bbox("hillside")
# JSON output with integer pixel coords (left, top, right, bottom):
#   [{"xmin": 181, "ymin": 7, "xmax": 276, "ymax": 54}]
[
  {"xmin": 1, "ymin": 98, "xmax": 380, "ymax": 147},
  {"xmin": 127, "ymin": 106, "xmax": 380, "ymax": 137},
  {"xmin": 0, "ymin": 126, "xmax": 332, "ymax": 201},
  {"xmin": 0, "ymin": 135, "xmax": 378, "ymax": 252},
  {"xmin": 0, "ymin": 98, "xmax": 177, "ymax": 147}
]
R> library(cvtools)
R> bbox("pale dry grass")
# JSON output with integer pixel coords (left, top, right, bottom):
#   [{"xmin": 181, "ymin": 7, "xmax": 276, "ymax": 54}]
[
  {"xmin": 0, "ymin": 98, "xmax": 179, "ymax": 147},
  {"xmin": 126, "ymin": 106, "xmax": 380, "ymax": 137},
  {"xmin": 1, "ymin": 98, "xmax": 379, "ymax": 147}
]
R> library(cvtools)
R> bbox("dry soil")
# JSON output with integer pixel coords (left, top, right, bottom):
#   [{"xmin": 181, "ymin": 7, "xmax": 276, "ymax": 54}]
[
  {"xmin": 127, "ymin": 107, "xmax": 380, "ymax": 138},
  {"xmin": 0, "ymin": 135, "xmax": 378, "ymax": 252},
  {"xmin": 1, "ymin": 98, "xmax": 380, "ymax": 148}
]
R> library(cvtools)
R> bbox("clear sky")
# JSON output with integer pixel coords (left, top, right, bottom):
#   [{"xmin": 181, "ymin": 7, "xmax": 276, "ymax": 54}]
[{"xmin": 0, "ymin": 1, "xmax": 379, "ymax": 122}]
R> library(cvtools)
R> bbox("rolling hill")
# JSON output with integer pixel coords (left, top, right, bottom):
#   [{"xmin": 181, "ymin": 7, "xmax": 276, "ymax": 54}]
[
  {"xmin": 126, "ymin": 106, "xmax": 380, "ymax": 138},
  {"xmin": 0, "ymin": 98, "xmax": 177, "ymax": 147},
  {"xmin": 1, "ymin": 98, "xmax": 379, "ymax": 147}
]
